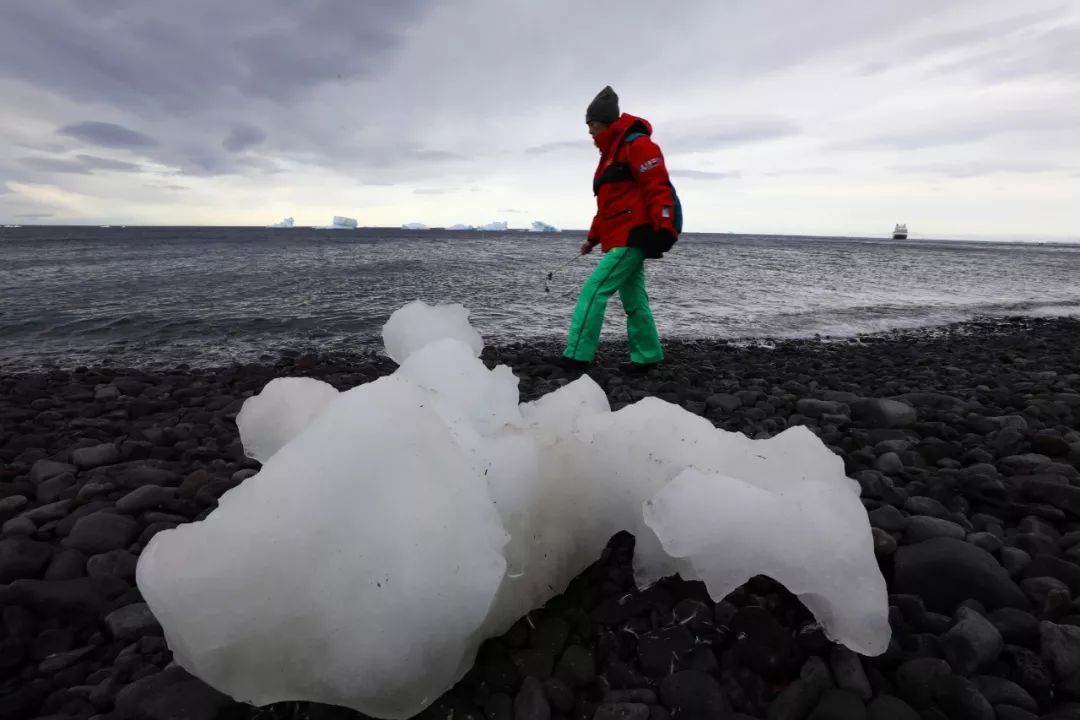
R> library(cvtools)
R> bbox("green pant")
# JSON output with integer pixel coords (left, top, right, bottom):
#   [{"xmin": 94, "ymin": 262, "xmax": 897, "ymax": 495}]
[{"xmin": 564, "ymin": 246, "xmax": 663, "ymax": 364}]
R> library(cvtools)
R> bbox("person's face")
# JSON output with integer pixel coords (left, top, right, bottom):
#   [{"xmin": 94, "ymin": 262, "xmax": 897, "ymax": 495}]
[{"xmin": 587, "ymin": 120, "xmax": 609, "ymax": 137}]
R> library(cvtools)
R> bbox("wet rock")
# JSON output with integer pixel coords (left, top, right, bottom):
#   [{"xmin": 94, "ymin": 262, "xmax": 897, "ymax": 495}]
[
  {"xmin": 869, "ymin": 505, "xmax": 907, "ymax": 532},
  {"xmin": 593, "ymin": 703, "xmax": 649, "ymax": 720},
  {"xmin": 1038, "ymin": 621, "xmax": 1080, "ymax": 682},
  {"xmin": 1024, "ymin": 555, "xmax": 1080, "ymax": 595},
  {"xmin": 637, "ymin": 626, "xmax": 694, "ymax": 677},
  {"xmin": 971, "ymin": 676, "xmax": 1036, "ymax": 712},
  {"xmin": 541, "ymin": 677, "xmax": 573, "ymax": 713},
  {"xmin": 905, "ymin": 516, "xmax": 966, "ymax": 543},
  {"xmin": 894, "ymin": 538, "xmax": 1028, "ymax": 613},
  {"xmin": 121, "ymin": 465, "xmax": 182, "ymax": 489},
  {"xmin": 1002, "ymin": 645, "xmax": 1053, "ymax": 709},
  {"xmin": 1020, "ymin": 479, "xmax": 1080, "ymax": 518},
  {"xmin": 87, "ymin": 549, "xmax": 138, "ymax": 581},
  {"xmin": 1021, "ymin": 577, "xmax": 1071, "ymax": 615},
  {"xmin": 875, "ymin": 452, "xmax": 904, "ymax": 474},
  {"xmin": 555, "ymin": 645, "xmax": 595, "ymax": 688},
  {"xmin": 706, "ymin": 393, "xmax": 742, "ymax": 413},
  {"xmin": 2, "ymin": 516, "xmax": 35, "ymax": 537},
  {"xmin": 967, "ymin": 532, "xmax": 1003, "ymax": 554},
  {"xmin": 31, "ymin": 627, "xmax": 74, "ymax": 659},
  {"xmin": 873, "ymin": 528, "xmax": 897, "ymax": 556},
  {"xmin": 20, "ymin": 498, "xmax": 71, "ymax": 523},
  {"xmin": 895, "ymin": 658, "xmax": 952, "ymax": 709},
  {"xmin": 988, "ymin": 608, "xmax": 1039, "ymax": 647},
  {"xmin": 105, "ymin": 603, "xmax": 161, "ymax": 640},
  {"xmin": 8, "ymin": 577, "xmax": 108, "ymax": 618},
  {"xmin": 851, "ymin": 399, "xmax": 917, "ymax": 429},
  {"xmin": 113, "ymin": 666, "xmax": 237, "ymax": 720},
  {"xmin": 1001, "ymin": 547, "xmax": 1032, "ymax": 579},
  {"xmin": 830, "ymin": 646, "xmax": 872, "ymax": 701},
  {"xmin": 514, "ymin": 676, "xmax": 551, "ymax": 720},
  {"xmin": 991, "ymin": 705, "xmax": 1037, "ymax": 720},
  {"xmin": 808, "ymin": 690, "xmax": 866, "ymax": 720},
  {"xmin": 930, "ymin": 674, "xmax": 993, "ymax": 720},
  {"xmin": 904, "ymin": 496, "xmax": 951, "ymax": 519},
  {"xmin": 29, "ymin": 459, "xmax": 76, "ymax": 484},
  {"xmin": 941, "ymin": 607, "xmax": 1004, "ymax": 676},
  {"xmin": 797, "ymin": 399, "xmax": 849, "ymax": 419},
  {"xmin": 865, "ymin": 695, "xmax": 919, "ymax": 720},
  {"xmin": 64, "ymin": 512, "xmax": 138, "ymax": 554},
  {"xmin": 732, "ymin": 606, "xmax": 802, "ymax": 679},
  {"xmin": 0, "ymin": 538, "xmax": 53, "ymax": 582},
  {"xmin": 115, "ymin": 485, "xmax": 176, "ymax": 513},
  {"xmin": 659, "ymin": 671, "xmax": 728, "ymax": 719},
  {"xmin": 72, "ymin": 443, "xmax": 120, "ymax": 469}
]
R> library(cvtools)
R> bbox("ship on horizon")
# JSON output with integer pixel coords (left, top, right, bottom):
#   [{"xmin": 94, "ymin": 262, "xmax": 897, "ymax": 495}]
[{"xmin": 893, "ymin": 223, "xmax": 908, "ymax": 240}]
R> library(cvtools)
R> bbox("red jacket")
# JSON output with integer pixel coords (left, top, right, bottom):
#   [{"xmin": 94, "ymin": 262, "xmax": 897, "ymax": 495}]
[{"xmin": 587, "ymin": 113, "xmax": 677, "ymax": 255}]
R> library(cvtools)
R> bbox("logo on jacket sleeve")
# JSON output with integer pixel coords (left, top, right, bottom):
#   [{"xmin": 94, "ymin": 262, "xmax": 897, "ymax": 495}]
[{"xmin": 638, "ymin": 157, "xmax": 661, "ymax": 173}]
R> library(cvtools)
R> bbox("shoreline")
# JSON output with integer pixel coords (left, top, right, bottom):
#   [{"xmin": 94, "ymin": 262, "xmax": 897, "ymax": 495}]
[
  {"xmin": 3, "ymin": 313, "xmax": 1076, "ymax": 377},
  {"xmin": 2, "ymin": 316, "xmax": 1080, "ymax": 719}
]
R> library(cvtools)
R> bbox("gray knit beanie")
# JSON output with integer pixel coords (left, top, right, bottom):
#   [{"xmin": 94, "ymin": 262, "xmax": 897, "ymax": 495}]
[{"xmin": 586, "ymin": 86, "xmax": 620, "ymax": 125}]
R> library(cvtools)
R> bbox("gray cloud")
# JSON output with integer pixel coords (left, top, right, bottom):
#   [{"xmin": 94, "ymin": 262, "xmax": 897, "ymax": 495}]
[
  {"xmin": 58, "ymin": 121, "xmax": 157, "ymax": 149},
  {"xmin": 144, "ymin": 183, "xmax": 190, "ymax": 192},
  {"xmin": 19, "ymin": 153, "xmax": 143, "ymax": 174},
  {"xmin": 858, "ymin": 61, "xmax": 890, "ymax": 76},
  {"xmin": 15, "ymin": 212, "xmax": 54, "ymax": 219},
  {"xmin": 765, "ymin": 168, "xmax": 841, "ymax": 177},
  {"xmin": 893, "ymin": 161, "xmax": 1068, "ymax": 178},
  {"xmin": 832, "ymin": 107, "xmax": 1080, "ymax": 151},
  {"xmin": 928, "ymin": 24, "xmax": 1080, "ymax": 81},
  {"xmin": 670, "ymin": 169, "xmax": 741, "ymax": 181},
  {"xmin": 525, "ymin": 140, "xmax": 584, "ymax": 155},
  {"xmin": 665, "ymin": 118, "xmax": 800, "ymax": 154},
  {"xmin": 0, "ymin": 1, "xmax": 435, "ymax": 112},
  {"xmin": 406, "ymin": 149, "xmax": 463, "ymax": 162},
  {"xmin": 20, "ymin": 157, "xmax": 88, "ymax": 174},
  {"xmin": 223, "ymin": 124, "xmax": 266, "ymax": 153},
  {"xmin": 907, "ymin": 7, "xmax": 1068, "ymax": 55}
]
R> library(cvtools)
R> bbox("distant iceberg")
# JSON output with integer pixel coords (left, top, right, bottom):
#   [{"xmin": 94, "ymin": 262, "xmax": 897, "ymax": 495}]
[
  {"xmin": 402, "ymin": 222, "xmax": 428, "ymax": 230},
  {"xmin": 446, "ymin": 221, "xmax": 509, "ymax": 232},
  {"xmin": 530, "ymin": 221, "xmax": 557, "ymax": 233},
  {"xmin": 270, "ymin": 217, "xmax": 295, "ymax": 228},
  {"xmin": 315, "ymin": 216, "xmax": 358, "ymax": 230}
]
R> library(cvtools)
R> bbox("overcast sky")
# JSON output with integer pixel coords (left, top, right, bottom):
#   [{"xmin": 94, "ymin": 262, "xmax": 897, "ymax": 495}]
[{"xmin": 1, "ymin": 0, "xmax": 1078, "ymax": 239}]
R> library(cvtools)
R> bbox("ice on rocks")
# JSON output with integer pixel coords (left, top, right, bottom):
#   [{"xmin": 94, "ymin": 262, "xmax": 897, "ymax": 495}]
[
  {"xmin": 137, "ymin": 302, "xmax": 891, "ymax": 719},
  {"xmin": 235, "ymin": 377, "xmax": 340, "ymax": 463},
  {"xmin": 382, "ymin": 300, "xmax": 483, "ymax": 365}
]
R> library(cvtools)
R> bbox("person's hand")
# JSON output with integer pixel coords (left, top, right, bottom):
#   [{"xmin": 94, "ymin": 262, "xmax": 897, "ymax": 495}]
[{"xmin": 580, "ymin": 239, "xmax": 597, "ymax": 255}]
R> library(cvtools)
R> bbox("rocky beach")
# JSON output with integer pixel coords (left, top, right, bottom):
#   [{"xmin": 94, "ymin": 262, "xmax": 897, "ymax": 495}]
[{"xmin": 3, "ymin": 315, "xmax": 1080, "ymax": 720}]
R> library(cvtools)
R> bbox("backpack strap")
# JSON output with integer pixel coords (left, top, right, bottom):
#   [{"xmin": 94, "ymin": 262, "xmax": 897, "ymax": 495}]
[{"xmin": 623, "ymin": 132, "xmax": 647, "ymax": 145}]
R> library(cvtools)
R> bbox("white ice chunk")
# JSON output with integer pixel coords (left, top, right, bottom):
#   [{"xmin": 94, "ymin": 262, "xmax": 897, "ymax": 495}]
[
  {"xmin": 138, "ymin": 377, "xmax": 509, "ymax": 719},
  {"xmin": 382, "ymin": 300, "xmax": 483, "ymax": 365},
  {"xmin": 643, "ymin": 453, "xmax": 890, "ymax": 656},
  {"xmin": 138, "ymin": 302, "xmax": 892, "ymax": 719},
  {"xmin": 235, "ymin": 377, "xmax": 340, "ymax": 463}
]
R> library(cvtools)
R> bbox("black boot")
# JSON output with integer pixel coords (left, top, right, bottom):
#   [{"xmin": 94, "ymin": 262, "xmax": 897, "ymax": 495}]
[{"xmin": 621, "ymin": 361, "xmax": 660, "ymax": 375}]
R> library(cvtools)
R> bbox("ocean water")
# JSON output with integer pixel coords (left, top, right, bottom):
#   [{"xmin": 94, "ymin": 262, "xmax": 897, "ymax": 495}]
[{"xmin": 1, "ymin": 226, "xmax": 1078, "ymax": 370}]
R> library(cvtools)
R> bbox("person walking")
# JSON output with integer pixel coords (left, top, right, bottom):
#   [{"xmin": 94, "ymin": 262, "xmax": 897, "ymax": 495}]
[{"xmin": 559, "ymin": 86, "xmax": 681, "ymax": 374}]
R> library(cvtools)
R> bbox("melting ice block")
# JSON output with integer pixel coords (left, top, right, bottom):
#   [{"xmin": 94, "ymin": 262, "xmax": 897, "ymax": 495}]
[{"xmin": 137, "ymin": 302, "xmax": 891, "ymax": 719}]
